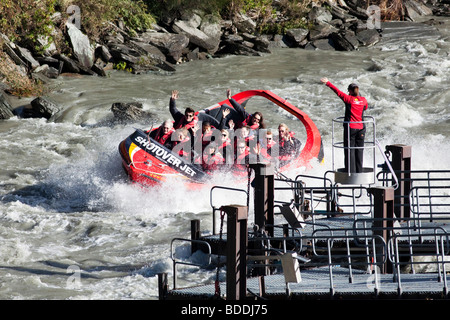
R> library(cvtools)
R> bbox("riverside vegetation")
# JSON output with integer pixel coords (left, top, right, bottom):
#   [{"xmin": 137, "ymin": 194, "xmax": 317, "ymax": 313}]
[{"xmin": 0, "ymin": 0, "xmax": 448, "ymax": 120}]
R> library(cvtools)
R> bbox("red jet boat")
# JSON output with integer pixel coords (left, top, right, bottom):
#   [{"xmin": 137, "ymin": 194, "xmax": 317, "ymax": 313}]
[{"xmin": 118, "ymin": 90, "xmax": 323, "ymax": 189}]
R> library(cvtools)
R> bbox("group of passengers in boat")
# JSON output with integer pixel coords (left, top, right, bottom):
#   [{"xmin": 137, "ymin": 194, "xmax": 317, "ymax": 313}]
[{"xmin": 149, "ymin": 89, "xmax": 302, "ymax": 175}]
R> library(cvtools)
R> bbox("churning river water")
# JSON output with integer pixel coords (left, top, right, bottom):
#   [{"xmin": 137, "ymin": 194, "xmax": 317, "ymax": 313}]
[{"xmin": 0, "ymin": 17, "xmax": 449, "ymax": 299}]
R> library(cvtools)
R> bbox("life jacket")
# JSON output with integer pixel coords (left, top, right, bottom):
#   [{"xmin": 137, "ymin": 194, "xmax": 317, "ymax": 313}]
[
  {"xmin": 151, "ymin": 126, "xmax": 174, "ymax": 147},
  {"xmin": 240, "ymin": 114, "xmax": 259, "ymax": 130},
  {"xmin": 174, "ymin": 115, "xmax": 198, "ymax": 130},
  {"xmin": 278, "ymin": 132, "xmax": 298, "ymax": 161},
  {"xmin": 233, "ymin": 147, "xmax": 250, "ymax": 172},
  {"xmin": 201, "ymin": 129, "xmax": 214, "ymax": 148},
  {"xmin": 172, "ymin": 137, "xmax": 191, "ymax": 160},
  {"xmin": 202, "ymin": 153, "xmax": 224, "ymax": 173}
]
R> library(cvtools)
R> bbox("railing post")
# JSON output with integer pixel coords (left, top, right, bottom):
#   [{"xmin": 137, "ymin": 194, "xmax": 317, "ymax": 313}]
[
  {"xmin": 250, "ymin": 163, "xmax": 275, "ymax": 237},
  {"xmin": 369, "ymin": 186, "xmax": 395, "ymax": 273},
  {"xmin": 222, "ymin": 205, "xmax": 248, "ymax": 300},
  {"xmin": 386, "ymin": 144, "xmax": 412, "ymax": 219},
  {"xmin": 191, "ymin": 219, "xmax": 200, "ymax": 254}
]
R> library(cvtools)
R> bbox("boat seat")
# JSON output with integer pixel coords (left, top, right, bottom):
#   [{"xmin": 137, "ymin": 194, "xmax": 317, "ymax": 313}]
[{"xmin": 203, "ymin": 103, "xmax": 243, "ymax": 129}]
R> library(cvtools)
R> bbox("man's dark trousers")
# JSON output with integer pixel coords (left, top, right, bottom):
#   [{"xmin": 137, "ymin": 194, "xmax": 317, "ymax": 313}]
[{"xmin": 343, "ymin": 125, "xmax": 366, "ymax": 173}]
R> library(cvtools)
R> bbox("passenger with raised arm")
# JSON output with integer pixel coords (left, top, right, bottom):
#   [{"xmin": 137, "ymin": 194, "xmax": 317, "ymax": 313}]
[
  {"xmin": 321, "ymin": 77, "xmax": 368, "ymax": 173},
  {"xmin": 169, "ymin": 90, "xmax": 198, "ymax": 134},
  {"xmin": 226, "ymin": 89, "xmax": 266, "ymax": 130}
]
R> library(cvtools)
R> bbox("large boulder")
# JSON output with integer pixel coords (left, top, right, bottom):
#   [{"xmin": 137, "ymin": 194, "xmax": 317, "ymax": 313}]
[
  {"xmin": 199, "ymin": 15, "xmax": 223, "ymax": 52},
  {"xmin": 66, "ymin": 22, "xmax": 95, "ymax": 69},
  {"xmin": 29, "ymin": 97, "xmax": 60, "ymax": 119},
  {"xmin": 139, "ymin": 32, "xmax": 189, "ymax": 63}
]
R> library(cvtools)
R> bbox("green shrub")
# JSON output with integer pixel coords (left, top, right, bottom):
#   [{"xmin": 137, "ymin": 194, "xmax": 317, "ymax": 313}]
[
  {"xmin": 0, "ymin": 0, "xmax": 58, "ymax": 47},
  {"xmin": 59, "ymin": 0, "xmax": 155, "ymax": 39}
]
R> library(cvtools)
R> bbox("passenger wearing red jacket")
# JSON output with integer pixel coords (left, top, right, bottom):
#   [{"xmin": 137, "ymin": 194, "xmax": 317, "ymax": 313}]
[
  {"xmin": 202, "ymin": 143, "xmax": 225, "ymax": 174},
  {"xmin": 321, "ymin": 77, "xmax": 368, "ymax": 173},
  {"xmin": 149, "ymin": 120, "xmax": 174, "ymax": 149}
]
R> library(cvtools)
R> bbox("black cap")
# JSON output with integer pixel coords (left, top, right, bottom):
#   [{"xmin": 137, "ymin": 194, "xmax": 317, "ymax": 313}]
[{"xmin": 348, "ymin": 83, "xmax": 359, "ymax": 90}]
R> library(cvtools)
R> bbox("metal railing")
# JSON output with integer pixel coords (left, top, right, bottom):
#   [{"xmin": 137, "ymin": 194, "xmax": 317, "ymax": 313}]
[
  {"xmin": 210, "ymin": 185, "xmax": 248, "ymax": 234},
  {"xmin": 170, "ymin": 238, "xmax": 212, "ymax": 289},
  {"xmin": 410, "ymin": 185, "xmax": 450, "ymax": 225},
  {"xmin": 332, "ymin": 116, "xmax": 377, "ymax": 178},
  {"xmin": 245, "ymin": 231, "xmax": 387, "ymax": 296},
  {"xmin": 388, "ymin": 230, "xmax": 450, "ymax": 295}
]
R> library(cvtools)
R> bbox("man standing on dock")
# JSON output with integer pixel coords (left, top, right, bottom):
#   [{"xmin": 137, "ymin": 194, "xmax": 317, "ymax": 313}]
[{"xmin": 321, "ymin": 78, "xmax": 368, "ymax": 173}]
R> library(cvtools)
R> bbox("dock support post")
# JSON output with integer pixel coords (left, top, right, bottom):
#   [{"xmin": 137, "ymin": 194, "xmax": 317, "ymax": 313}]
[
  {"xmin": 369, "ymin": 186, "xmax": 395, "ymax": 274},
  {"xmin": 222, "ymin": 205, "xmax": 248, "ymax": 300},
  {"xmin": 158, "ymin": 272, "xmax": 168, "ymax": 300},
  {"xmin": 386, "ymin": 145, "xmax": 412, "ymax": 219},
  {"xmin": 250, "ymin": 163, "xmax": 275, "ymax": 237}
]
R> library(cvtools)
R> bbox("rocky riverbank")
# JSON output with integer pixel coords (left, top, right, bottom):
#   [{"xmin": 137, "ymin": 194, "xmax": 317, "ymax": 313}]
[{"xmin": 0, "ymin": 0, "xmax": 448, "ymax": 120}]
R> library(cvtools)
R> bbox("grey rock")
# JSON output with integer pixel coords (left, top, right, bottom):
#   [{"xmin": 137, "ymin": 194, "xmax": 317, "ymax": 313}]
[
  {"xmin": 33, "ymin": 64, "xmax": 59, "ymax": 79},
  {"xmin": 0, "ymin": 91, "xmax": 14, "ymax": 120},
  {"xmin": 37, "ymin": 56, "xmax": 63, "ymax": 72},
  {"xmin": 53, "ymin": 53, "xmax": 80, "ymax": 73},
  {"xmin": 232, "ymin": 13, "xmax": 257, "ymax": 34},
  {"xmin": 95, "ymin": 45, "xmax": 113, "ymax": 62},
  {"xmin": 330, "ymin": 32, "xmax": 358, "ymax": 51},
  {"xmin": 15, "ymin": 46, "xmax": 40, "ymax": 70},
  {"xmin": 217, "ymin": 39, "xmax": 262, "ymax": 56},
  {"xmin": 308, "ymin": 23, "xmax": 339, "ymax": 41},
  {"xmin": 139, "ymin": 32, "xmax": 189, "ymax": 63},
  {"xmin": 312, "ymin": 38, "xmax": 336, "ymax": 50},
  {"xmin": 405, "ymin": 0, "xmax": 434, "ymax": 21},
  {"xmin": 66, "ymin": 22, "xmax": 95, "ymax": 69},
  {"xmin": 253, "ymin": 36, "xmax": 271, "ymax": 53},
  {"xmin": 285, "ymin": 28, "xmax": 309, "ymax": 47},
  {"xmin": 356, "ymin": 29, "xmax": 381, "ymax": 47},
  {"xmin": 3, "ymin": 41, "xmax": 28, "ymax": 69},
  {"xmin": 172, "ymin": 19, "xmax": 220, "ymax": 53},
  {"xmin": 30, "ymin": 97, "xmax": 60, "ymax": 120},
  {"xmin": 330, "ymin": 5, "xmax": 358, "ymax": 23},
  {"xmin": 53, "ymin": 53, "xmax": 95, "ymax": 75},
  {"xmin": 108, "ymin": 43, "xmax": 141, "ymax": 65},
  {"xmin": 111, "ymin": 102, "xmax": 154, "ymax": 122},
  {"xmin": 308, "ymin": 6, "xmax": 333, "ymax": 24}
]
